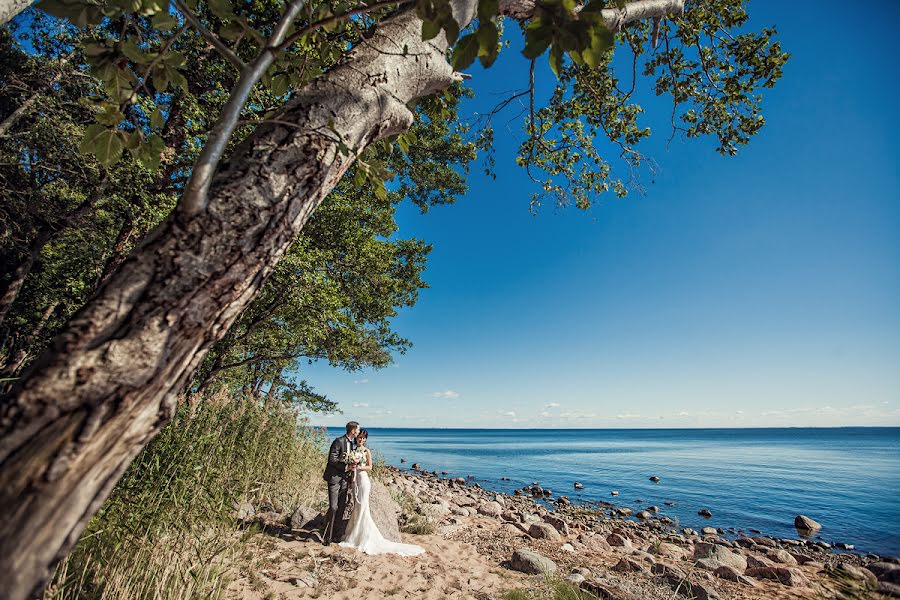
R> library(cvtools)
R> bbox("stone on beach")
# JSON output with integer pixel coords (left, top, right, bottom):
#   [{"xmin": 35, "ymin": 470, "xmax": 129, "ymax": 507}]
[
  {"xmin": 698, "ymin": 508, "xmax": 713, "ymax": 517},
  {"xmin": 745, "ymin": 566, "xmax": 810, "ymax": 587},
  {"xmin": 477, "ymin": 501, "xmax": 503, "ymax": 518},
  {"xmin": 289, "ymin": 504, "xmax": 321, "ymax": 530},
  {"xmin": 369, "ymin": 477, "xmax": 403, "ymax": 542},
  {"xmin": 693, "ymin": 542, "xmax": 748, "ymax": 572},
  {"xmin": 528, "ymin": 522, "xmax": 562, "ymax": 540},
  {"xmin": 868, "ymin": 562, "xmax": 900, "ymax": 584},
  {"xmin": 509, "ymin": 548, "xmax": 557, "ymax": 575}
]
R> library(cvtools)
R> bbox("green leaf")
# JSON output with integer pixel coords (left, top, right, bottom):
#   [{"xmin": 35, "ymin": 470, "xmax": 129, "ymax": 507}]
[
  {"xmin": 206, "ymin": 0, "xmax": 235, "ymax": 21},
  {"xmin": 80, "ymin": 124, "xmax": 125, "ymax": 167},
  {"xmin": 95, "ymin": 104, "xmax": 125, "ymax": 126},
  {"xmin": 270, "ymin": 73, "xmax": 289, "ymax": 96},
  {"xmin": 442, "ymin": 16, "xmax": 460, "ymax": 46},
  {"xmin": 421, "ymin": 19, "xmax": 441, "ymax": 41},
  {"xmin": 548, "ymin": 44, "xmax": 563, "ymax": 77},
  {"xmin": 37, "ymin": 0, "xmax": 104, "ymax": 27},
  {"xmin": 451, "ymin": 32, "xmax": 479, "ymax": 71},
  {"xmin": 137, "ymin": 134, "xmax": 165, "ymax": 171},
  {"xmin": 477, "ymin": 0, "xmax": 498, "ymax": 21},
  {"xmin": 151, "ymin": 11, "xmax": 179, "ymax": 31},
  {"xmin": 120, "ymin": 40, "xmax": 147, "ymax": 64},
  {"xmin": 150, "ymin": 107, "xmax": 165, "ymax": 129},
  {"xmin": 523, "ymin": 22, "xmax": 552, "ymax": 59},
  {"xmin": 94, "ymin": 63, "xmax": 137, "ymax": 102},
  {"xmin": 124, "ymin": 129, "xmax": 143, "ymax": 153},
  {"xmin": 476, "ymin": 23, "xmax": 499, "ymax": 68}
]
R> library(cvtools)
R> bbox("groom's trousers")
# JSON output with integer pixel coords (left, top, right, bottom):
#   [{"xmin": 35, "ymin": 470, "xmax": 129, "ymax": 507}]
[{"xmin": 324, "ymin": 475, "xmax": 349, "ymax": 543}]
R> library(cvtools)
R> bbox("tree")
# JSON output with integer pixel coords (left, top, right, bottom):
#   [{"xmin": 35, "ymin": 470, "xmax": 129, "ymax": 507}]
[{"xmin": 0, "ymin": 0, "xmax": 788, "ymax": 597}]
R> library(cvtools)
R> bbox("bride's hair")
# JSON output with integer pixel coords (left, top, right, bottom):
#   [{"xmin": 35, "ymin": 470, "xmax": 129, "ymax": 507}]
[{"xmin": 357, "ymin": 429, "xmax": 369, "ymax": 443}]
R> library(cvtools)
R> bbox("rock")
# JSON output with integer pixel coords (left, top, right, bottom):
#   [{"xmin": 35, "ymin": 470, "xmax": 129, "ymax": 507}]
[
  {"xmin": 574, "ymin": 482, "xmax": 584, "ymax": 489},
  {"xmin": 615, "ymin": 508, "xmax": 633, "ymax": 517},
  {"xmin": 452, "ymin": 477, "xmax": 466, "ymax": 485},
  {"xmin": 234, "ymin": 501, "xmax": 255, "ymax": 520},
  {"xmin": 580, "ymin": 581, "xmax": 641, "ymax": 600},
  {"xmin": 579, "ymin": 533, "xmax": 612, "ymax": 552},
  {"xmin": 369, "ymin": 478, "xmax": 403, "ymax": 542},
  {"xmin": 545, "ymin": 514, "xmax": 570, "ymax": 536},
  {"xmin": 611, "ymin": 490, "xmax": 619, "ymax": 496},
  {"xmin": 607, "ymin": 533, "xmax": 633, "ymax": 549},
  {"xmin": 794, "ymin": 514, "xmax": 822, "ymax": 533},
  {"xmin": 683, "ymin": 528, "xmax": 696, "ymax": 536},
  {"xmin": 746, "ymin": 555, "xmax": 773, "ymax": 569},
  {"xmin": 868, "ymin": 562, "xmax": 900, "ymax": 583},
  {"xmin": 477, "ymin": 501, "xmax": 503, "ymax": 518},
  {"xmin": 289, "ymin": 505, "xmax": 321, "ymax": 530},
  {"xmin": 648, "ymin": 505, "xmax": 660, "ymax": 513},
  {"xmin": 637, "ymin": 511, "xmax": 652, "ymax": 520},
  {"xmin": 566, "ymin": 573, "xmax": 586, "ymax": 585},
  {"xmin": 695, "ymin": 558, "xmax": 723, "ymax": 571},
  {"xmin": 878, "ymin": 582, "xmax": 900, "ymax": 598},
  {"xmin": 572, "ymin": 566, "xmax": 593, "ymax": 579},
  {"xmin": 745, "ymin": 566, "xmax": 810, "ymax": 587},
  {"xmin": 750, "ymin": 536, "xmax": 777, "ymax": 548},
  {"xmin": 501, "ymin": 523, "xmax": 526, "ymax": 537},
  {"xmin": 400, "ymin": 458, "xmax": 407, "ymax": 463},
  {"xmin": 561, "ymin": 543, "xmax": 576, "ymax": 553},
  {"xmin": 529, "ymin": 522, "xmax": 562, "ymax": 540},
  {"xmin": 701, "ymin": 527, "xmax": 718, "ymax": 536},
  {"xmin": 765, "ymin": 548, "xmax": 798, "ymax": 565},
  {"xmin": 509, "ymin": 549, "xmax": 557, "ymax": 575},
  {"xmin": 827, "ymin": 563, "xmax": 877, "ymax": 587},
  {"xmin": 411, "ymin": 463, "xmax": 420, "ymax": 470},
  {"xmin": 421, "ymin": 502, "xmax": 450, "ymax": 521},
  {"xmin": 698, "ymin": 508, "xmax": 712, "ymax": 517},
  {"xmin": 693, "ymin": 542, "xmax": 747, "ymax": 572},
  {"xmin": 613, "ymin": 557, "xmax": 645, "ymax": 573},
  {"xmin": 649, "ymin": 476, "xmax": 661, "ymax": 482},
  {"xmin": 653, "ymin": 542, "xmax": 687, "ymax": 561},
  {"xmin": 713, "ymin": 565, "xmax": 743, "ymax": 582}
]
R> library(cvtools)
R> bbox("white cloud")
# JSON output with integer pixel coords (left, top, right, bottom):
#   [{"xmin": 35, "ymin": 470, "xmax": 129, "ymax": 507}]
[
  {"xmin": 429, "ymin": 390, "xmax": 460, "ymax": 399},
  {"xmin": 500, "ymin": 410, "xmax": 517, "ymax": 418},
  {"xmin": 352, "ymin": 402, "xmax": 370, "ymax": 408},
  {"xmin": 544, "ymin": 402, "xmax": 560, "ymax": 409},
  {"xmin": 616, "ymin": 414, "xmax": 645, "ymax": 419},
  {"xmin": 354, "ymin": 378, "xmax": 369, "ymax": 385},
  {"xmin": 540, "ymin": 411, "xmax": 552, "ymax": 418},
  {"xmin": 677, "ymin": 411, "xmax": 690, "ymax": 417}
]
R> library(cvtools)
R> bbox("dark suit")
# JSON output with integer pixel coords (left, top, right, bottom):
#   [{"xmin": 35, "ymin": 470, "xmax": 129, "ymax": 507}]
[{"xmin": 322, "ymin": 434, "xmax": 353, "ymax": 543}]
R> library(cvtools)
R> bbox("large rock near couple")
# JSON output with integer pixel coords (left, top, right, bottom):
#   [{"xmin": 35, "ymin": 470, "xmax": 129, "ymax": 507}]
[{"xmin": 369, "ymin": 477, "xmax": 403, "ymax": 542}]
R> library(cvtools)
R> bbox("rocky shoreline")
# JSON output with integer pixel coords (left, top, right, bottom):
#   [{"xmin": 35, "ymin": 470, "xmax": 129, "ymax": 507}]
[{"xmin": 385, "ymin": 465, "xmax": 900, "ymax": 599}]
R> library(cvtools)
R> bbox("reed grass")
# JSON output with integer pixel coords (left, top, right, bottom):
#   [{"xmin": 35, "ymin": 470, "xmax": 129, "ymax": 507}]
[{"xmin": 44, "ymin": 391, "xmax": 327, "ymax": 600}]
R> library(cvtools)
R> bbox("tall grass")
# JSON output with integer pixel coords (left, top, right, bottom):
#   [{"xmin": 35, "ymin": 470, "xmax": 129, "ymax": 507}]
[{"xmin": 44, "ymin": 391, "xmax": 326, "ymax": 600}]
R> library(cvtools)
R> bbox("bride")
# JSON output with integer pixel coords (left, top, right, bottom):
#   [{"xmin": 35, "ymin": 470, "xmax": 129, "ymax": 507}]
[{"xmin": 340, "ymin": 429, "xmax": 425, "ymax": 557}]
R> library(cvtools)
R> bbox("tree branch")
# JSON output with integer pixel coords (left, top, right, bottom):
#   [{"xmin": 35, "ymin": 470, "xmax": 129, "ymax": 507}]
[{"xmin": 173, "ymin": 0, "xmax": 245, "ymax": 71}]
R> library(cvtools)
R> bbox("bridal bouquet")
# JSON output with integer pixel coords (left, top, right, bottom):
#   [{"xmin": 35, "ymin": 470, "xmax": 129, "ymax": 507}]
[{"xmin": 340, "ymin": 449, "xmax": 366, "ymax": 468}]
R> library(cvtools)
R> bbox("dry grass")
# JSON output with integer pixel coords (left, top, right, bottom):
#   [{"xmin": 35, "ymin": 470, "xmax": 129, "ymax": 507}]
[{"xmin": 44, "ymin": 391, "xmax": 327, "ymax": 600}]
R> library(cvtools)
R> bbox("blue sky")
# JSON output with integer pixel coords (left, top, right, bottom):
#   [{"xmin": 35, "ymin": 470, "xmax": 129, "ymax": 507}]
[{"xmin": 307, "ymin": 0, "xmax": 900, "ymax": 429}]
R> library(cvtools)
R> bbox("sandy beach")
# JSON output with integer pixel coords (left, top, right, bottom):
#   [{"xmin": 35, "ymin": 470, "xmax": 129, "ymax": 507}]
[{"xmin": 224, "ymin": 467, "xmax": 898, "ymax": 599}]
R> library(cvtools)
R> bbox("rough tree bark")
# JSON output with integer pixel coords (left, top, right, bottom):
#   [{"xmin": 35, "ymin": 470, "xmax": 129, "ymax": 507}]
[
  {"xmin": 0, "ymin": 0, "xmax": 31, "ymax": 26},
  {"xmin": 0, "ymin": 1, "xmax": 682, "ymax": 598}
]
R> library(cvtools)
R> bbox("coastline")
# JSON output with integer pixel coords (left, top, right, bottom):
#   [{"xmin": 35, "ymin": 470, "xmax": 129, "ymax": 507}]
[{"xmin": 227, "ymin": 465, "xmax": 899, "ymax": 599}]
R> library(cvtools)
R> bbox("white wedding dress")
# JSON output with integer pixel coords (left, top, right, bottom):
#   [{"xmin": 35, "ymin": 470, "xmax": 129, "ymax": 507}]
[{"xmin": 340, "ymin": 469, "xmax": 425, "ymax": 556}]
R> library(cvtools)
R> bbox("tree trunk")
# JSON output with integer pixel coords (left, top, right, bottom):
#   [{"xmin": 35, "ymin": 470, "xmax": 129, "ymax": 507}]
[
  {"xmin": 0, "ymin": 0, "xmax": 31, "ymax": 26},
  {"xmin": 0, "ymin": 2, "xmax": 681, "ymax": 598},
  {"xmin": 0, "ymin": 6, "xmax": 466, "ymax": 598}
]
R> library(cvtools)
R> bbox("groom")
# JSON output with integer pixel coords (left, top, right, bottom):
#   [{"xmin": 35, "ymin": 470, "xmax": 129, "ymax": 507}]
[{"xmin": 321, "ymin": 421, "xmax": 359, "ymax": 545}]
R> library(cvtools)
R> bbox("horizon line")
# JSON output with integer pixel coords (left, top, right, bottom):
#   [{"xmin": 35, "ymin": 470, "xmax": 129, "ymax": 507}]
[{"xmin": 308, "ymin": 424, "xmax": 900, "ymax": 431}]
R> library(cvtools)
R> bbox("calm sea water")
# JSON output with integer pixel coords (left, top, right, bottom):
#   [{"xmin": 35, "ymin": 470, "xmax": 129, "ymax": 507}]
[{"xmin": 324, "ymin": 427, "xmax": 900, "ymax": 557}]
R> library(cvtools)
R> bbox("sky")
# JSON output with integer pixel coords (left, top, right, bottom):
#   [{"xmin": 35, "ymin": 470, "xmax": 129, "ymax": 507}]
[{"xmin": 306, "ymin": 0, "xmax": 900, "ymax": 429}]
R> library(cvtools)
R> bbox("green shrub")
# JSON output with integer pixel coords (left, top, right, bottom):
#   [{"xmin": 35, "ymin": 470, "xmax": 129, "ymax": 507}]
[{"xmin": 44, "ymin": 391, "xmax": 326, "ymax": 600}]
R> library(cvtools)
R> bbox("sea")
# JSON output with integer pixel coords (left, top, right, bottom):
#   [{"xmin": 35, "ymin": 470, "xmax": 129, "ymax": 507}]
[{"xmin": 323, "ymin": 427, "xmax": 900, "ymax": 557}]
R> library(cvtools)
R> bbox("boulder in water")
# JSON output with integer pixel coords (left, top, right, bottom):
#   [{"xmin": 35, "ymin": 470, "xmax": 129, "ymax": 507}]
[{"xmin": 794, "ymin": 514, "xmax": 822, "ymax": 533}]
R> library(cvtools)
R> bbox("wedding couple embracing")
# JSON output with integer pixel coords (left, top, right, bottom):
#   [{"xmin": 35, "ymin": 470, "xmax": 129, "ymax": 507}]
[{"xmin": 321, "ymin": 421, "xmax": 424, "ymax": 556}]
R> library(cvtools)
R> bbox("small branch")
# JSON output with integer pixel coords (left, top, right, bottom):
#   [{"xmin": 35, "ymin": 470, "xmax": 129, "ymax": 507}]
[
  {"xmin": 174, "ymin": 0, "xmax": 245, "ymax": 71},
  {"xmin": 275, "ymin": 0, "xmax": 412, "ymax": 54}
]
